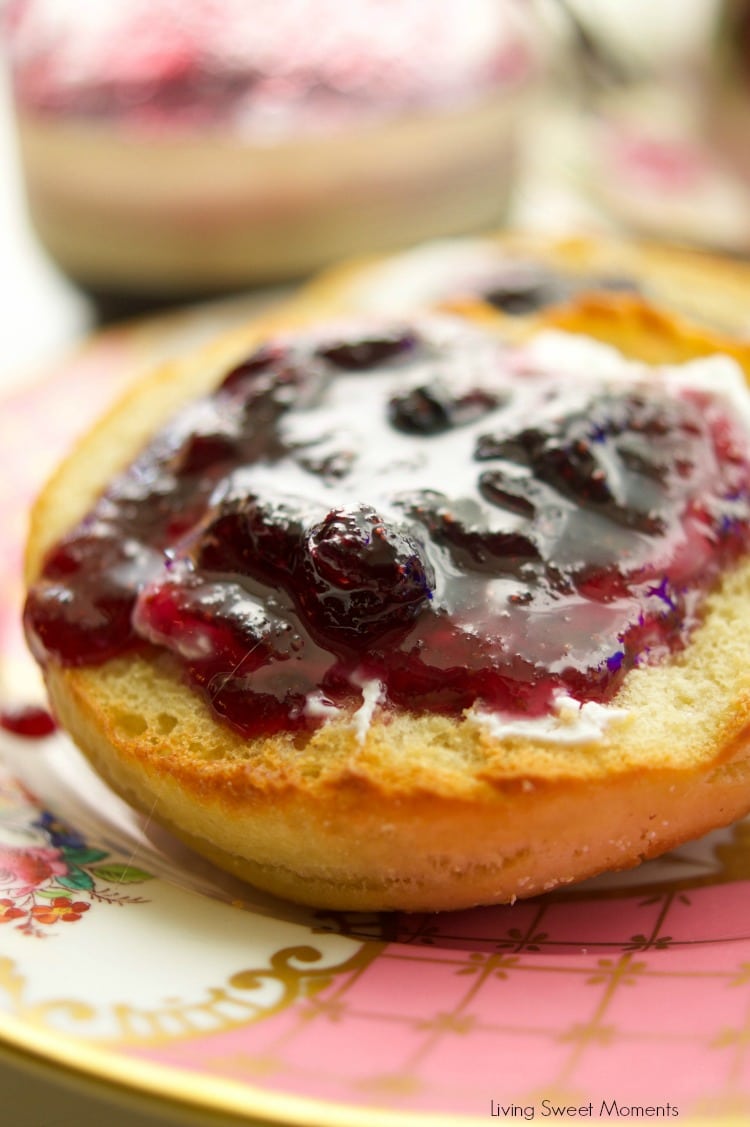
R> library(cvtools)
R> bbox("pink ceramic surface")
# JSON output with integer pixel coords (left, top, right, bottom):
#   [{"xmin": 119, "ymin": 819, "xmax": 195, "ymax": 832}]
[{"xmin": 3, "ymin": 321, "xmax": 750, "ymax": 1124}]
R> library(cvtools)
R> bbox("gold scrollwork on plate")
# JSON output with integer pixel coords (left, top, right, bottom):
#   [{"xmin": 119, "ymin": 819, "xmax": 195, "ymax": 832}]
[{"xmin": 0, "ymin": 942, "xmax": 382, "ymax": 1048}]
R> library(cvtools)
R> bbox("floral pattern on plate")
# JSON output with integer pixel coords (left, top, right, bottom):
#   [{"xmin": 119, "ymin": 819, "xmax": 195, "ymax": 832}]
[{"xmin": 0, "ymin": 773, "xmax": 152, "ymax": 938}]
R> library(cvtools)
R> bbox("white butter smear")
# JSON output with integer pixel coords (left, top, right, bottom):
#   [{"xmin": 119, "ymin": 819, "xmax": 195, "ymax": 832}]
[
  {"xmin": 467, "ymin": 694, "xmax": 630, "ymax": 746},
  {"xmin": 350, "ymin": 677, "xmax": 386, "ymax": 745},
  {"xmin": 304, "ymin": 691, "xmax": 341, "ymax": 721},
  {"xmin": 303, "ymin": 677, "xmax": 385, "ymax": 745},
  {"xmin": 304, "ymin": 684, "xmax": 628, "ymax": 747},
  {"xmin": 521, "ymin": 331, "xmax": 750, "ymax": 433}
]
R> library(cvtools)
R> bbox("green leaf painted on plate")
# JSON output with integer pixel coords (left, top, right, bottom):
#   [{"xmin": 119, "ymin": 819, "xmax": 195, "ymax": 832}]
[
  {"xmin": 36, "ymin": 887, "xmax": 73, "ymax": 899},
  {"xmin": 90, "ymin": 863, "xmax": 153, "ymax": 884},
  {"xmin": 56, "ymin": 869, "xmax": 95, "ymax": 892}
]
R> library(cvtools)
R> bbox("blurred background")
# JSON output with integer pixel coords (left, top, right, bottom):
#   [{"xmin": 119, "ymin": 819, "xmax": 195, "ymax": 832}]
[{"xmin": 3, "ymin": 0, "xmax": 747, "ymax": 389}]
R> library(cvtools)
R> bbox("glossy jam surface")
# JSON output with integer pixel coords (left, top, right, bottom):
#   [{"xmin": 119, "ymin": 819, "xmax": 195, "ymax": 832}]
[{"xmin": 24, "ymin": 321, "xmax": 750, "ymax": 739}]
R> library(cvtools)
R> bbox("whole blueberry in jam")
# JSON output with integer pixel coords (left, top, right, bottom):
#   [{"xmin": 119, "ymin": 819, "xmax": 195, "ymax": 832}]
[
  {"xmin": 389, "ymin": 382, "xmax": 501, "ymax": 435},
  {"xmin": 316, "ymin": 330, "xmax": 417, "ymax": 370},
  {"xmin": 300, "ymin": 505, "xmax": 434, "ymax": 640},
  {"xmin": 192, "ymin": 492, "xmax": 306, "ymax": 581}
]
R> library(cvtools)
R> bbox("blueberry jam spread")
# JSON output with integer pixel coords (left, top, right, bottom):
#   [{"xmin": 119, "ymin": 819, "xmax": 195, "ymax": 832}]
[{"xmin": 23, "ymin": 319, "xmax": 750, "ymax": 741}]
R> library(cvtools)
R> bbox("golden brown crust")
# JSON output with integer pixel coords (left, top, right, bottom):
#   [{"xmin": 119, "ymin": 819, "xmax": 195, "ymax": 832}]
[
  {"xmin": 538, "ymin": 292, "xmax": 750, "ymax": 376},
  {"xmin": 40, "ymin": 647, "xmax": 750, "ymax": 911},
  {"xmin": 24, "ymin": 240, "xmax": 750, "ymax": 911}
]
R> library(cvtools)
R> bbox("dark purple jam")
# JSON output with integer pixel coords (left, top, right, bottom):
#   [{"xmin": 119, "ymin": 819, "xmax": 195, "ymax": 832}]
[
  {"xmin": 23, "ymin": 318, "xmax": 750, "ymax": 739},
  {"xmin": 0, "ymin": 704, "xmax": 57, "ymax": 738}
]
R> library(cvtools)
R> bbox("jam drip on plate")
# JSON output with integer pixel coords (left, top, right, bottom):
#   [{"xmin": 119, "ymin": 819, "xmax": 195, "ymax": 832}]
[
  {"xmin": 0, "ymin": 704, "xmax": 56, "ymax": 739},
  {"xmin": 24, "ymin": 320, "xmax": 750, "ymax": 739}
]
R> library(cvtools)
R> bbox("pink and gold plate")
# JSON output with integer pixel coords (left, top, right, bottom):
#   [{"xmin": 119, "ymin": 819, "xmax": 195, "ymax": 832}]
[{"xmin": 2, "ymin": 312, "xmax": 750, "ymax": 1126}]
